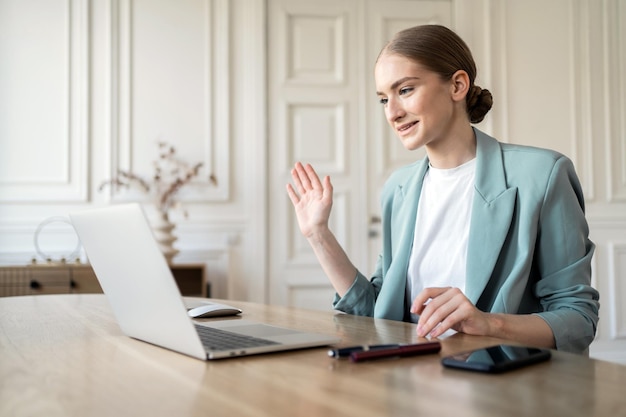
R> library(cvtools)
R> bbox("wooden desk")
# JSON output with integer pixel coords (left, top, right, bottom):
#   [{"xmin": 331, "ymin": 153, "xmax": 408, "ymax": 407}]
[{"xmin": 1, "ymin": 295, "xmax": 625, "ymax": 416}]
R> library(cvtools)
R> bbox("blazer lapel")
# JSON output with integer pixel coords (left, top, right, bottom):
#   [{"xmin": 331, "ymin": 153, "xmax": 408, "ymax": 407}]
[
  {"xmin": 374, "ymin": 159, "xmax": 429, "ymax": 320},
  {"xmin": 465, "ymin": 130, "xmax": 517, "ymax": 304}
]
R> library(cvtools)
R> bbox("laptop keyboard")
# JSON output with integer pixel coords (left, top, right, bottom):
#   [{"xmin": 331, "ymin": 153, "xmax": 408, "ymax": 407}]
[{"xmin": 194, "ymin": 324, "xmax": 280, "ymax": 352}]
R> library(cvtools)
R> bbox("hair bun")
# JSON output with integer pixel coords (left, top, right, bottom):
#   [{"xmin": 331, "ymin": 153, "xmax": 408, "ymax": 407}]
[{"xmin": 466, "ymin": 85, "xmax": 493, "ymax": 123}]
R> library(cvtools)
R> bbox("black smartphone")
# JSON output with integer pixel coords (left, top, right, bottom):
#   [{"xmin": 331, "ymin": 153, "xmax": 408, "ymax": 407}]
[{"xmin": 441, "ymin": 344, "xmax": 551, "ymax": 373}]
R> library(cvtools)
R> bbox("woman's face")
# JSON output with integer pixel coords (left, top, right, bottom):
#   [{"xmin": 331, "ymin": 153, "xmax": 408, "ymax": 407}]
[{"xmin": 375, "ymin": 53, "xmax": 459, "ymax": 152}]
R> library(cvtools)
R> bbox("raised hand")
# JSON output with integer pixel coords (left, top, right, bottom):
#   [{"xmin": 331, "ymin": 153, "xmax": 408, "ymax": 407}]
[{"xmin": 286, "ymin": 162, "xmax": 334, "ymax": 238}]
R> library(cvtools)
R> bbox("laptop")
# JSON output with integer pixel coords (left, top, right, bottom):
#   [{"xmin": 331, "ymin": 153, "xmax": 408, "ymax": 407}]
[{"xmin": 69, "ymin": 203, "xmax": 340, "ymax": 360}]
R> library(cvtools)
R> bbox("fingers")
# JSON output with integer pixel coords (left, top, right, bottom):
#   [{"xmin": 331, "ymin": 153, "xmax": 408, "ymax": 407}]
[
  {"xmin": 322, "ymin": 175, "xmax": 333, "ymax": 199},
  {"xmin": 293, "ymin": 162, "xmax": 321, "ymax": 191},
  {"xmin": 410, "ymin": 287, "xmax": 449, "ymax": 315},
  {"xmin": 295, "ymin": 162, "xmax": 312, "ymax": 191},
  {"xmin": 413, "ymin": 287, "xmax": 471, "ymax": 338},
  {"xmin": 290, "ymin": 162, "xmax": 308, "ymax": 195},
  {"xmin": 288, "ymin": 162, "xmax": 328, "ymax": 196},
  {"xmin": 303, "ymin": 163, "xmax": 324, "ymax": 191},
  {"xmin": 285, "ymin": 183, "xmax": 299, "ymax": 205}
]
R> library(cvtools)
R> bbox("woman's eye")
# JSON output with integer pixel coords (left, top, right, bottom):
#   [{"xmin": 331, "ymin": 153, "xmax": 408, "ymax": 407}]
[
  {"xmin": 399, "ymin": 87, "xmax": 413, "ymax": 96},
  {"xmin": 379, "ymin": 97, "xmax": 388, "ymax": 105}
]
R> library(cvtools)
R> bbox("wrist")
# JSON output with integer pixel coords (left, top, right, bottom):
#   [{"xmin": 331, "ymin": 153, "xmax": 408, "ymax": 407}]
[
  {"xmin": 305, "ymin": 226, "xmax": 332, "ymax": 243},
  {"xmin": 486, "ymin": 313, "xmax": 506, "ymax": 339}
]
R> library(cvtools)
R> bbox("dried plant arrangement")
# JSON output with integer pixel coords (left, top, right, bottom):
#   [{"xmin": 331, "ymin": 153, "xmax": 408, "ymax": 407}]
[{"xmin": 99, "ymin": 142, "xmax": 217, "ymax": 217}]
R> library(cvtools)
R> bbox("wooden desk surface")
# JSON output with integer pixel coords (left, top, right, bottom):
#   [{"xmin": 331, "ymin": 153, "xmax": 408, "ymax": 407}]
[{"xmin": 1, "ymin": 294, "xmax": 625, "ymax": 417}]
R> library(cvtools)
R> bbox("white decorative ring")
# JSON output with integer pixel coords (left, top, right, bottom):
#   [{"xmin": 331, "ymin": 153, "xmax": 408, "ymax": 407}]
[{"xmin": 33, "ymin": 216, "xmax": 82, "ymax": 263}]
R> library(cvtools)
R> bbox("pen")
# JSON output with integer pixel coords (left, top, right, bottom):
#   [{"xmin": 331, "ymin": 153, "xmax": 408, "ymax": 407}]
[
  {"xmin": 328, "ymin": 344, "xmax": 400, "ymax": 358},
  {"xmin": 349, "ymin": 341, "xmax": 441, "ymax": 362}
]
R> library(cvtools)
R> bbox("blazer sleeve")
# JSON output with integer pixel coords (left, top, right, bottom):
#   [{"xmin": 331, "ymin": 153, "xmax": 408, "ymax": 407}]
[
  {"xmin": 532, "ymin": 156, "xmax": 599, "ymax": 352},
  {"xmin": 332, "ymin": 262, "xmax": 381, "ymax": 316}
]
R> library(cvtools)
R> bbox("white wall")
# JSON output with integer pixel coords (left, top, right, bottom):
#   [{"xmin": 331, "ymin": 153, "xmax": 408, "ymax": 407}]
[
  {"xmin": 0, "ymin": 0, "xmax": 624, "ymax": 363},
  {"xmin": 0, "ymin": 0, "xmax": 268, "ymax": 303}
]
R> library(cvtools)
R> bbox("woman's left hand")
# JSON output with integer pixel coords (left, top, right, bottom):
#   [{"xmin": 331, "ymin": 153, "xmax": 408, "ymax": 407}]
[{"xmin": 410, "ymin": 287, "xmax": 491, "ymax": 338}]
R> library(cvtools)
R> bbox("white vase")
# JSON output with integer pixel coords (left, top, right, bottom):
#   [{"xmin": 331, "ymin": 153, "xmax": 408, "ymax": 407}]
[{"xmin": 151, "ymin": 211, "xmax": 180, "ymax": 264}]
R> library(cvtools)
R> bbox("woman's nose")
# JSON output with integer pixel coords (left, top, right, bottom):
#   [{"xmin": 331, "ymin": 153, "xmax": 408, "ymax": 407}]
[{"xmin": 386, "ymin": 99, "xmax": 405, "ymax": 123}]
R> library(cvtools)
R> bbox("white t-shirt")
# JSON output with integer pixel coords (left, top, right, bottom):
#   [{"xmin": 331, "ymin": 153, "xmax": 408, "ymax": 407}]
[{"xmin": 406, "ymin": 158, "xmax": 476, "ymax": 323}]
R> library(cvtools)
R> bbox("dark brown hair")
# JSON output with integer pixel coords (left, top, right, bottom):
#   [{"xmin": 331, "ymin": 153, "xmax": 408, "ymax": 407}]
[{"xmin": 379, "ymin": 25, "xmax": 493, "ymax": 123}]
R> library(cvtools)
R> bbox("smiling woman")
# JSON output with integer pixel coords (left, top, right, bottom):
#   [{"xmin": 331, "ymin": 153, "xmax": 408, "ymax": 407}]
[
  {"xmin": 381, "ymin": 25, "xmax": 493, "ymax": 125},
  {"xmin": 373, "ymin": 25, "xmax": 492, "ymax": 167},
  {"xmin": 285, "ymin": 24, "xmax": 599, "ymax": 354}
]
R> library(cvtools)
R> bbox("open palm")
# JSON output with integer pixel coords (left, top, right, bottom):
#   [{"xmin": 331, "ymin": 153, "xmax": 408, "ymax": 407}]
[{"xmin": 286, "ymin": 162, "xmax": 334, "ymax": 238}]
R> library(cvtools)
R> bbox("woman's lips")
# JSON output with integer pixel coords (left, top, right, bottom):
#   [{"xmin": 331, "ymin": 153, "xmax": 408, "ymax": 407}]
[{"xmin": 397, "ymin": 121, "xmax": 418, "ymax": 134}]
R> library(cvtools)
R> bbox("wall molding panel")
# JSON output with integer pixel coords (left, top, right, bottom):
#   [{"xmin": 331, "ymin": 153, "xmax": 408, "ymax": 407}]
[
  {"xmin": 604, "ymin": 0, "xmax": 626, "ymax": 203},
  {"xmin": 272, "ymin": 1, "xmax": 353, "ymax": 87},
  {"xmin": 286, "ymin": 13, "xmax": 346, "ymax": 85},
  {"xmin": 608, "ymin": 242, "xmax": 626, "ymax": 340},
  {"xmin": 0, "ymin": 0, "xmax": 89, "ymax": 203},
  {"xmin": 476, "ymin": 0, "xmax": 510, "ymax": 143},
  {"xmin": 105, "ymin": 0, "xmax": 231, "ymax": 207},
  {"xmin": 569, "ymin": 0, "xmax": 595, "ymax": 200},
  {"xmin": 287, "ymin": 102, "xmax": 347, "ymax": 174}
]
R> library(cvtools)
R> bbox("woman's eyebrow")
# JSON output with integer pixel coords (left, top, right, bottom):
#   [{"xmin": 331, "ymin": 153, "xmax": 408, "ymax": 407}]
[{"xmin": 376, "ymin": 76, "xmax": 420, "ymax": 96}]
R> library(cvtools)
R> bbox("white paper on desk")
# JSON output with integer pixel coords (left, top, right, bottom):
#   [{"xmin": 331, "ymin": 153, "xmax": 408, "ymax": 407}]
[{"xmin": 427, "ymin": 327, "xmax": 458, "ymax": 340}]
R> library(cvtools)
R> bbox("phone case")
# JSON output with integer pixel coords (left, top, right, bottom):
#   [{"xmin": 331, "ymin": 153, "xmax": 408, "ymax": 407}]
[{"xmin": 441, "ymin": 344, "xmax": 551, "ymax": 373}]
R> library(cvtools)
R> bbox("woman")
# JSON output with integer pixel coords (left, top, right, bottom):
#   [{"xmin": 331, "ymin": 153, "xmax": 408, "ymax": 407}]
[{"xmin": 286, "ymin": 24, "xmax": 599, "ymax": 353}]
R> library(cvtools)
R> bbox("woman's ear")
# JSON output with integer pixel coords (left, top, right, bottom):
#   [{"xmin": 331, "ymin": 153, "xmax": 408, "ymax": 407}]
[{"xmin": 450, "ymin": 70, "xmax": 470, "ymax": 102}]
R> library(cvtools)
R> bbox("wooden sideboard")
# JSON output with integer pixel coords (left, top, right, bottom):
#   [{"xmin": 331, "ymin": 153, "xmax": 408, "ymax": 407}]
[{"xmin": 0, "ymin": 263, "xmax": 208, "ymax": 297}]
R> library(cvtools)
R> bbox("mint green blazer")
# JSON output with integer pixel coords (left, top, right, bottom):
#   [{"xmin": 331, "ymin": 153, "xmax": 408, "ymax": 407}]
[{"xmin": 333, "ymin": 128, "xmax": 599, "ymax": 353}]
